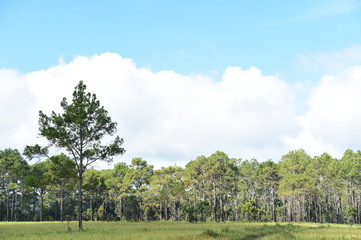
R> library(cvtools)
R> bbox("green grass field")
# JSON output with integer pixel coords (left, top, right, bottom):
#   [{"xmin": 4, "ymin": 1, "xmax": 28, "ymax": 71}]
[
  {"xmin": 261, "ymin": 223, "xmax": 361, "ymax": 240},
  {"xmin": 0, "ymin": 221, "xmax": 360, "ymax": 240}
]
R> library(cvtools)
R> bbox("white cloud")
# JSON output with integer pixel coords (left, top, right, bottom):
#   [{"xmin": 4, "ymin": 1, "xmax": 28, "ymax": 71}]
[
  {"xmin": 0, "ymin": 53, "xmax": 299, "ymax": 168},
  {"xmin": 284, "ymin": 65, "xmax": 361, "ymax": 158},
  {"xmin": 0, "ymin": 69, "xmax": 36, "ymax": 147},
  {"xmin": 4, "ymin": 52, "xmax": 361, "ymax": 167}
]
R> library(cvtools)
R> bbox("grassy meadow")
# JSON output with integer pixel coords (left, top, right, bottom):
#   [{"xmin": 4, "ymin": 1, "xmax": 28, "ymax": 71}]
[
  {"xmin": 0, "ymin": 221, "xmax": 361, "ymax": 240},
  {"xmin": 261, "ymin": 223, "xmax": 361, "ymax": 240}
]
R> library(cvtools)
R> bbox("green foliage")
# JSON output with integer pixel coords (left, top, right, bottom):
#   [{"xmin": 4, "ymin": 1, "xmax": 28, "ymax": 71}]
[
  {"xmin": 279, "ymin": 149, "xmax": 311, "ymax": 196},
  {"xmin": 5, "ymin": 145, "xmax": 361, "ymax": 225},
  {"xmin": 0, "ymin": 149, "xmax": 30, "ymax": 221},
  {"xmin": 37, "ymin": 81, "xmax": 125, "ymax": 168},
  {"xmin": 241, "ymin": 200, "xmax": 259, "ymax": 221},
  {"xmin": 31, "ymin": 80, "xmax": 125, "ymax": 229},
  {"xmin": 25, "ymin": 161, "xmax": 48, "ymax": 190},
  {"xmin": 125, "ymin": 158, "xmax": 153, "ymax": 193},
  {"xmin": 23, "ymin": 144, "xmax": 49, "ymax": 160},
  {"xmin": 0, "ymin": 148, "xmax": 29, "ymax": 183},
  {"xmin": 184, "ymin": 205, "xmax": 197, "ymax": 223}
]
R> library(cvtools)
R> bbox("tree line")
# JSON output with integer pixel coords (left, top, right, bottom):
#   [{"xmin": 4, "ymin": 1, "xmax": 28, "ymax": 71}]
[{"xmin": 1, "ymin": 148, "xmax": 361, "ymax": 224}]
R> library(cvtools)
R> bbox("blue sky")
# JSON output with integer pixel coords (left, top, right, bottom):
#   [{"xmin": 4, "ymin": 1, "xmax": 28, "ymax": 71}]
[
  {"xmin": 1, "ymin": 1, "xmax": 361, "ymax": 168},
  {"xmin": 1, "ymin": 0, "xmax": 359, "ymax": 78}
]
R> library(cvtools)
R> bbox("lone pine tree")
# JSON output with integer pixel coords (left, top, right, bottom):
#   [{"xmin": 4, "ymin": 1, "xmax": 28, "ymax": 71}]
[{"xmin": 37, "ymin": 81, "xmax": 125, "ymax": 230}]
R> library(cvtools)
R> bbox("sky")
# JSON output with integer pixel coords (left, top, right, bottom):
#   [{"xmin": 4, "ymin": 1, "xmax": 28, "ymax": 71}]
[{"xmin": 1, "ymin": 0, "xmax": 361, "ymax": 169}]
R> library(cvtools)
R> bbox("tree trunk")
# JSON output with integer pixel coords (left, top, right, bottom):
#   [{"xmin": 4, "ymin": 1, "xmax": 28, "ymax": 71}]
[
  {"xmin": 60, "ymin": 183, "xmax": 64, "ymax": 222},
  {"xmin": 14, "ymin": 191, "xmax": 18, "ymax": 221},
  {"xmin": 118, "ymin": 197, "xmax": 122, "ymax": 220},
  {"xmin": 159, "ymin": 201, "xmax": 162, "ymax": 221},
  {"xmin": 139, "ymin": 196, "xmax": 143, "ymax": 221},
  {"xmin": 287, "ymin": 197, "xmax": 292, "ymax": 222},
  {"xmin": 103, "ymin": 199, "xmax": 108, "ymax": 221},
  {"xmin": 78, "ymin": 170, "xmax": 83, "ymax": 230},
  {"xmin": 33, "ymin": 196, "xmax": 36, "ymax": 221},
  {"xmin": 54, "ymin": 199, "xmax": 58, "ymax": 221},
  {"xmin": 6, "ymin": 189, "xmax": 9, "ymax": 221},
  {"xmin": 40, "ymin": 189, "xmax": 43, "ymax": 222},
  {"xmin": 11, "ymin": 189, "xmax": 15, "ymax": 221},
  {"xmin": 173, "ymin": 201, "xmax": 177, "ymax": 221},
  {"xmin": 234, "ymin": 192, "xmax": 239, "ymax": 221},
  {"xmin": 300, "ymin": 195, "xmax": 304, "ymax": 222},
  {"xmin": 90, "ymin": 197, "xmax": 94, "ymax": 221},
  {"xmin": 178, "ymin": 201, "xmax": 181, "ymax": 221},
  {"xmin": 212, "ymin": 182, "xmax": 217, "ymax": 222},
  {"xmin": 339, "ymin": 198, "xmax": 343, "ymax": 224},
  {"xmin": 20, "ymin": 190, "xmax": 24, "ymax": 221},
  {"xmin": 220, "ymin": 195, "xmax": 225, "ymax": 222}
]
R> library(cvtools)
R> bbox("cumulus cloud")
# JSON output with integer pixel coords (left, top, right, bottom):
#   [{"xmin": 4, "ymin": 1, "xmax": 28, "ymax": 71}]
[
  {"xmin": 0, "ymin": 53, "xmax": 300, "ymax": 168},
  {"xmin": 4, "ymin": 52, "xmax": 361, "ymax": 167},
  {"xmin": 0, "ymin": 69, "xmax": 36, "ymax": 147},
  {"xmin": 284, "ymin": 65, "xmax": 361, "ymax": 158}
]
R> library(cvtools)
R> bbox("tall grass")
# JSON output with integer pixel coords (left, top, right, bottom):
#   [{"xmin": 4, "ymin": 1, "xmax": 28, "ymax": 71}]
[
  {"xmin": 1, "ymin": 221, "xmax": 359, "ymax": 240},
  {"xmin": 261, "ymin": 223, "xmax": 361, "ymax": 240},
  {"xmin": 0, "ymin": 221, "xmax": 298, "ymax": 240}
]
